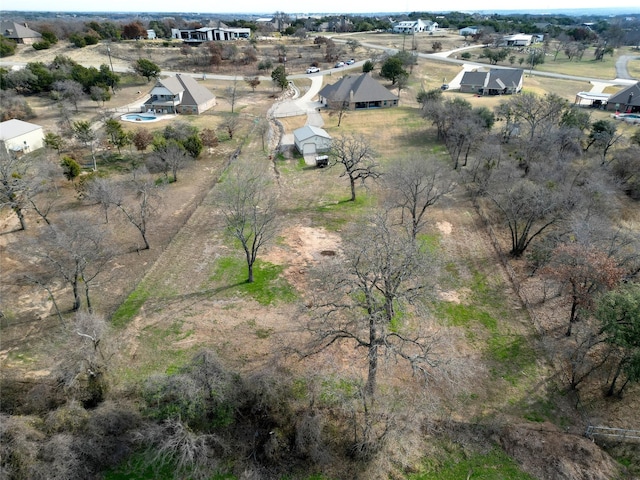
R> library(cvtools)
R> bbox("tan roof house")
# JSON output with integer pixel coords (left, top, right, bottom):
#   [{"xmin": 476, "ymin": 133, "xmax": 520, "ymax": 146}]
[
  {"xmin": 1, "ymin": 21, "xmax": 42, "ymax": 45},
  {"xmin": 143, "ymin": 74, "xmax": 216, "ymax": 115},
  {"xmin": 0, "ymin": 119, "xmax": 44, "ymax": 155},
  {"xmin": 318, "ymin": 73, "xmax": 399, "ymax": 110}
]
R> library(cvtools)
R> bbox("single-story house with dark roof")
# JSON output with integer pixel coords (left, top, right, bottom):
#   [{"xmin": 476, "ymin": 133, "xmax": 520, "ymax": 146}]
[
  {"xmin": 606, "ymin": 82, "xmax": 640, "ymax": 113},
  {"xmin": 0, "ymin": 119, "xmax": 44, "ymax": 155},
  {"xmin": 294, "ymin": 126, "xmax": 332, "ymax": 165},
  {"xmin": 143, "ymin": 74, "xmax": 216, "ymax": 115},
  {"xmin": 1, "ymin": 21, "xmax": 42, "ymax": 45},
  {"xmin": 459, "ymin": 26, "xmax": 480, "ymax": 37},
  {"xmin": 318, "ymin": 73, "xmax": 399, "ymax": 110},
  {"xmin": 459, "ymin": 68, "xmax": 523, "ymax": 95}
]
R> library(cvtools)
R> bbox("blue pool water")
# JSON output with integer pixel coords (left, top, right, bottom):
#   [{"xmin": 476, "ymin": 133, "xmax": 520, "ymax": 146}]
[{"xmin": 122, "ymin": 114, "xmax": 157, "ymax": 122}]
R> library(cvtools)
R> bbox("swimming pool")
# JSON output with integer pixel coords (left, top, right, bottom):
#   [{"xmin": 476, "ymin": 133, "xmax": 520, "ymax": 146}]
[
  {"xmin": 611, "ymin": 113, "xmax": 640, "ymax": 124},
  {"xmin": 121, "ymin": 113, "xmax": 158, "ymax": 122}
]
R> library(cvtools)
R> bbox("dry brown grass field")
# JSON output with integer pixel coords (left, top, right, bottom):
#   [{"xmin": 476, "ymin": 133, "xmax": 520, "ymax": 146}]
[{"xmin": 1, "ymin": 32, "xmax": 639, "ymax": 479}]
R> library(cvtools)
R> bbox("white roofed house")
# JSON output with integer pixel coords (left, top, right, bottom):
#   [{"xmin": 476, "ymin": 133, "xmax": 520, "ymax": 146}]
[
  {"xmin": 501, "ymin": 34, "xmax": 534, "ymax": 47},
  {"xmin": 171, "ymin": 25, "xmax": 251, "ymax": 44},
  {"xmin": 393, "ymin": 19, "xmax": 438, "ymax": 34},
  {"xmin": 143, "ymin": 74, "xmax": 216, "ymax": 115},
  {"xmin": 0, "ymin": 119, "xmax": 44, "ymax": 155}
]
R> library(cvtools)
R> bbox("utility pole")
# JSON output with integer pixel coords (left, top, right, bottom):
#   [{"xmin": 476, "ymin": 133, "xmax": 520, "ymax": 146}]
[{"xmin": 106, "ymin": 42, "xmax": 115, "ymax": 92}]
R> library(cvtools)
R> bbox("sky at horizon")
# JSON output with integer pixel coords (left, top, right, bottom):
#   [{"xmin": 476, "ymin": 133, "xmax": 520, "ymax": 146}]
[{"xmin": 3, "ymin": 0, "xmax": 640, "ymax": 15}]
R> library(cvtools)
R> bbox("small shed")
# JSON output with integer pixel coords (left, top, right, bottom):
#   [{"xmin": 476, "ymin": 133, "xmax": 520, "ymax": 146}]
[
  {"xmin": 0, "ymin": 119, "xmax": 45, "ymax": 155},
  {"xmin": 293, "ymin": 126, "xmax": 332, "ymax": 166}
]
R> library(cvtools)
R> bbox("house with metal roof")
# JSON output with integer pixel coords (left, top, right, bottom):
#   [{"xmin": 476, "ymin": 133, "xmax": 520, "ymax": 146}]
[
  {"xmin": 0, "ymin": 119, "xmax": 44, "ymax": 155},
  {"xmin": 318, "ymin": 73, "xmax": 399, "ymax": 110},
  {"xmin": 459, "ymin": 68, "xmax": 523, "ymax": 95},
  {"xmin": 1, "ymin": 21, "xmax": 42, "ymax": 45},
  {"xmin": 606, "ymin": 82, "xmax": 640, "ymax": 113},
  {"xmin": 143, "ymin": 74, "xmax": 216, "ymax": 115},
  {"xmin": 293, "ymin": 126, "xmax": 332, "ymax": 165}
]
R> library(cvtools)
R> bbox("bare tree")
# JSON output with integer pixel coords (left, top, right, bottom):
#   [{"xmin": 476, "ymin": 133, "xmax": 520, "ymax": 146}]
[
  {"xmin": 225, "ymin": 78, "xmax": 240, "ymax": 114},
  {"xmin": 149, "ymin": 140, "xmax": 188, "ymax": 183},
  {"xmin": 0, "ymin": 151, "xmax": 30, "ymax": 230},
  {"xmin": 31, "ymin": 213, "xmax": 112, "ymax": 312},
  {"xmin": 82, "ymin": 176, "xmax": 123, "ymax": 223},
  {"xmin": 56, "ymin": 311, "xmax": 112, "ymax": 407},
  {"xmin": 217, "ymin": 159, "xmax": 278, "ymax": 283},
  {"xmin": 220, "ymin": 114, "xmax": 242, "ymax": 140},
  {"xmin": 52, "ymin": 79, "xmax": 86, "ymax": 113},
  {"xmin": 488, "ymin": 169, "xmax": 570, "ymax": 257},
  {"xmin": 384, "ymin": 156, "xmax": 456, "ymax": 240},
  {"xmin": 329, "ymin": 134, "xmax": 381, "ymax": 202},
  {"xmin": 0, "ymin": 151, "xmax": 57, "ymax": 230},
  {"xmin": 304, "ymin": 213, "xmax": 440, "ymax": 399},
  {"xmin": 327, "ymin": 99, "xmax": 349, "ymax": 127},
  {"xmin": 496, "ymin": 92, "xmax": 567, "ymax": 142},
  {"xmin": 114, "ymin": 174, "xmax": 161, "ymax": 251},
  {"xmin": 541, "ymin": 243, "xmax": 623, "ymax": 336}
]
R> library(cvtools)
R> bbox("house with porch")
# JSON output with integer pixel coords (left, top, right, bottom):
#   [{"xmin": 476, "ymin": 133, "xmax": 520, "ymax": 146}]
[
  {"xmin": 318, "ymin": 73, "xmax": 399, "ymax": 110},
  {"xmin": 171, "ymin": 25, "xmax": 250, "ymax": 44},
  {"xmin": 393, "ymin": 19, "xmax": 438, "ymax": 34},
  {"xmin": 143, "ymin": 74, "xmax": 216, "ymax": 115},
  {"xmin": 459, "ymin": 68, "xmax": 523, "ymax": 95}
]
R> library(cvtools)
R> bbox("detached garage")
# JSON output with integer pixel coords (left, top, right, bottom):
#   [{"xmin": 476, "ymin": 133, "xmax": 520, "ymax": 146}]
[
  {"xmin": 0, "ymin": 119, "xmax": 45, "ymax": 155},
  {"xmin": 293, "ymin": 126, "xmax": 332, "ymax": 165}
]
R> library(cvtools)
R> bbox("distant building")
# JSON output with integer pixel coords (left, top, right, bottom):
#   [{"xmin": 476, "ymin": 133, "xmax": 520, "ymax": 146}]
[
  {"xmin": 459, "ymin": 26, "xmax": 480, "ymax": 37},
  {"xmin": 146, "ymin": 29, "xmax": 157, "ymax": 40},
  {"xmin": 501, "ymin": 34, "xmax": 534, "ymax": 47},
  {"xmin": 171, "ymin": 25, "xmax": 250, "ymax": 44},
  {"xmin": 392, "ymin": 19, "xmax": 438, "ymax": 34}
]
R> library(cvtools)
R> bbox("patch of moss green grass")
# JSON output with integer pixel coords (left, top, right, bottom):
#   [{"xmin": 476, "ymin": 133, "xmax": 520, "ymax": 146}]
[
  {"xmin": 308, "ymin": 191, "xmax": 374, "ymax": 231},
  {"xmin": 411, "ymin": 447, "xmax": 536, "ymax": 480},
  {"xmin": 111, "ymin": 285, "xmax": 151, "ymax": 327},
  {"xmin": 117, "ymin": 320, "xmax": 193, "ymax": 382},
  {"xmin": 210, "ymin": 257, "xmax": 296, "ymax": 305},
  {"xmin": 104, "ymin": 451, "xmax": 237, "ymax": 480},
  {"xmin": 436, "ymin": 270, "xmax": 536, "ymax": 385}
]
